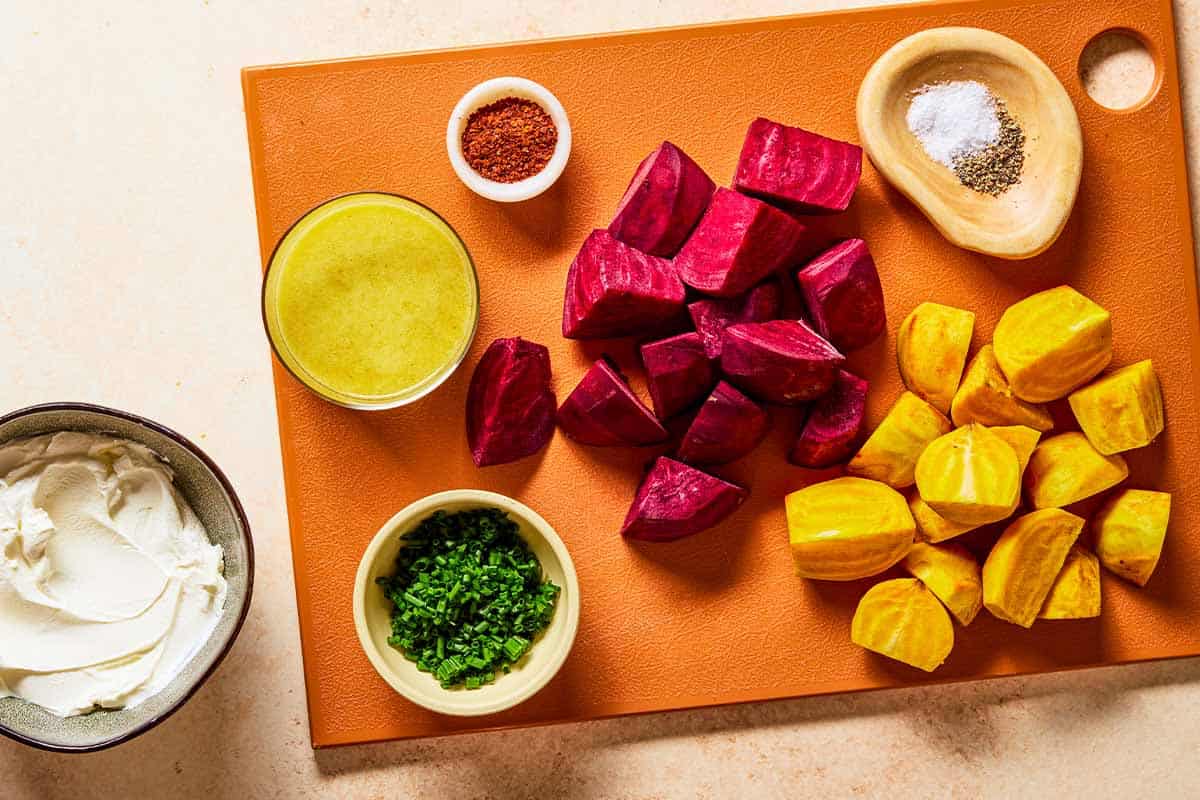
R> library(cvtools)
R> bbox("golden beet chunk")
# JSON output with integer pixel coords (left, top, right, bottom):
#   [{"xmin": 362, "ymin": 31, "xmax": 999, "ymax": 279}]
[
  {"xmin": 897, "ymin": 302, "xmax": 975, "ymax": 414},
  {"xmin": 1038, "ymin": 546, "xmax": 1101, "ymax": 619},
  {"xmin": 909, "ymin": 494, "xmax": 979, "ymax": 543},
  {"xmin": 915, "ymin": 424, "xmax": 1020, "ymax": 526},
  {"xmin": 1068, "ymin": 360, "xmax": 1164, "ymax": 455},
  {"xmin": 988, "ymin": 425, "xmax": 1041, "ymax": 476},
  {"xmin": 786, "ymin": 477, "xmax": 915, "ymax": 580},
  {"xmin": 847, "ymin": 391, "xmax": 952, "ymax": 488},
  {"xmin": 903, "ymin": 542, "xmax": 983, "ymax": 625},
  {"xmin": 1025, "ymin": 432, "xmax": 1129, "ymax": 509},
  {"xmin": 950, "ymin": 345, "xmax": 1054, "ymax": 432},
  {"xmin": 1093, "ymin": 488, "xmax": 1171, "ymax": 586},
  {"xmin": 851, "ymin": 578, "xmax": 954, "ymax": 672},
  {"xmin": 993, "ymin": 285, "xmax": 1113, "ymax": 403},
  {"xmin": 983, "ymin": 508, "xmax": 1084, "ymax": 627}
]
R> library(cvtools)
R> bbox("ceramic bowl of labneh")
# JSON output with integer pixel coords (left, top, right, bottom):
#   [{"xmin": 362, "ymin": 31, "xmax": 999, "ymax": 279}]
[
  {"xmin": 354, "ymin": 490, "xmax": 579, "ymax": 716},
  {"xmin": 447, "ymin": 76, "xmax": 572, "ymax": 202},
  {"xmin": 0, "ymin": 403, "xmax": 253, "ymax": 752}
]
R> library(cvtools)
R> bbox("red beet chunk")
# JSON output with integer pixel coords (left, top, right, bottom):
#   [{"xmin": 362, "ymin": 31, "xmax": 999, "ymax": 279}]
[
  {"xmin": 608, "ymin": 141, "xmax": 715, "ymax": 257},
  {"xmin": 640, "ymin": 332, "xmax": 716, "ymax": 420},
  {"xmin": 466, "ymin": 338, "xmax": 556, "ymax": 467},
  {"xmin": 621, "ymin": 457, "xmax": 748, "ymax": 542},
  {"xmin": 789, "ymin": 369, "xmax": 868, "ymax": 468},
  {"xmin": 673, "ymin": 189, "xmax": 809, "ymax": 298},
  {"xmin": 677, "ymin": 382, "xmax": 769, "ymax": 466},
  {"xmin": 734, "ymin": 117, "xmax": 863, "ymax": 214},
  {"xmin": 687, "ymin": 280, "xmax": 782, "ymax": 360},
  {"xmin": 796, "ymin": 238, "xmax": 885, "ymax": 352},
  {"xmin": 562, "ymin": 229, "xmax": 686, "ymax": 339},
  {"xmin": 719, "ymin": 319, "xmax": 844, "ymax": 405},
  {"xmin": 556, "ymin": 358, "xmax": 668, "ymax": 447}
]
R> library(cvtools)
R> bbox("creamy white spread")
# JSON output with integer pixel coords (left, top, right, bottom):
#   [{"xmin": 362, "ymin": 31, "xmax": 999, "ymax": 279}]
[{"xmin": 0, "ymin": 432, "xmax": 227, "ymax": 716}]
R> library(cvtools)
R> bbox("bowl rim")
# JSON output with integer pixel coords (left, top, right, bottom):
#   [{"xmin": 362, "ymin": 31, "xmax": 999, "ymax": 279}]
[
  {"xmin": 0, "ymin": 401, "xmax": 255, "ymax": 753},
  {"xmin": 445, "ymin": 76, "xmax": 572, "ymax": 203},
  {"xmin": 259, "ymin": 190, "xmax": 481, "ymax": 411},
  {"xmin": 353, "ymin": 489, "xmax": 580, "ymax": 717}
]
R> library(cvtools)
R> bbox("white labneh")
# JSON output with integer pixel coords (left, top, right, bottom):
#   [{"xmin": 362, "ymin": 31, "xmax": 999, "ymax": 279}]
[{"xmin": 0, "ymin": 432, "xmax": 227, "ymax": 716}]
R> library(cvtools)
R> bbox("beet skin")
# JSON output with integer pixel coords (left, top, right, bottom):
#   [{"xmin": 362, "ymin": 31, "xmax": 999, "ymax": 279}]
[
  {"xmin": 687, "ymin": 280, "xmax": 782, "ymax": 360},
  {"xmin": 796, "ymin": 238, "xmax": 886, "ymax": 352},
  {"xmin": 734, "ymin": 117, "xmax": 863, "ymax": 214},
  {"xmin": 621, "ymin": 457, "xmax": 748, "ymax": 542},
  {"xmin": 719, "ymin": 319, "xmax": 845, "ymax": 405},
  {"xmin": 673, "ymin": 189, "xmax": 809, "ymax": 298},
  {"xmin": 608, "ymin": 141, "xmax": 715, "ymax": 257},
  {"xmin": 789, "ymin": 369, "xmax": 868, "ymax": 468},
  {"xmin": 466, "ymin": 337, "xmax": 556, "ymax": 467},
  {"xmin": 556, "ymin": 358, "xmax": 668, "ymax": 446},
  {"xmin": 677, "ymin": 381, "xmax": 770, "ymax": 466},
  {"xmin": 640, "ymin": 332, "xmax": 716, "ymax": 420},
  {"xmin": 562, "ymin": 229, "xmax": 686, "ymax": 339}
]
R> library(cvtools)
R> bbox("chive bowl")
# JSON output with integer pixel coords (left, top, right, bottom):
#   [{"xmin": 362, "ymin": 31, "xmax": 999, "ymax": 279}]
[{"xmin": 353, "ymin": 490, "xmax": 579, "ymax": 716}]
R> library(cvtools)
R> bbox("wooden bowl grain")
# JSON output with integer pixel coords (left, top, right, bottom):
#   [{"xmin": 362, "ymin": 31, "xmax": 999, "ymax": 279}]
[{"xmin": 857, "ymin": 27, "xmax": 1082, "ymax": 259}]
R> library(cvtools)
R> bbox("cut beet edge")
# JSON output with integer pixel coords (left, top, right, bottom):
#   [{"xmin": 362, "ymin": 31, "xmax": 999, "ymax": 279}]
[
  {"xmin": 789, "ymin": 369, "xmax": 868, "ymax": 468},
  {"xmin": 556, "ymin": 358, "xmax": 668, "ymax": 446},
  {"xmin": 608, "ymin": 141, "xmax": 716, "ymax": 257},
  {"xmin": 466, "ymin": 337, "xmax": 556, "ymax": 467},
  {"xmin": 688, "ymin": 280, "xmax": 782, "ymax": 360},
  {"xmin": 719, "ymin": 319, "xmax": 845, "ymax": 405},
  {"xmin": 673, "ymin": 188, "xmax": 810, "ymax": 298},
  {"xmin": 621, "ymin": 457, "xmax": 748, "ymax": 542},
  {"xmin": 562, "ymin": 229, "xmax": 686, "ymax": 339},
  {"xmin": 796, "ymin": 238, "xmax": 886, "ymax": 352},
  {"xmin": 677, "ymin": 381, "xmax": 770, "ymax": 466},
  {"xmin": 734, "ymin": 117, "xmax": 863, "ymax": 214},
  {"xmin": 640, "ymin": 332, "xmax": 716, "ymax": 420}
]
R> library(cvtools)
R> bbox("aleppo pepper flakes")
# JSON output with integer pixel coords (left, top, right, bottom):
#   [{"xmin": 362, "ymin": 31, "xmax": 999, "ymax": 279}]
[{"xmin": 461, "ymin": 97, "xmax": 557, "ymax": 183}]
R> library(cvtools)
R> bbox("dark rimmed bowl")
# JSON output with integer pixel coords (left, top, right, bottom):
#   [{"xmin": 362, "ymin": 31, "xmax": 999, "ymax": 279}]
[{"xmin": 0, "ymin": 403, "xmax": 254, "ymax": 752}]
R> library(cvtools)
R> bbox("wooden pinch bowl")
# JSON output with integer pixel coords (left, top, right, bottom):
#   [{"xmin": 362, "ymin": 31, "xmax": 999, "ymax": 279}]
[{"xmin": 857, "ymin": 27, "xmax": 1082, "ymax": 259}]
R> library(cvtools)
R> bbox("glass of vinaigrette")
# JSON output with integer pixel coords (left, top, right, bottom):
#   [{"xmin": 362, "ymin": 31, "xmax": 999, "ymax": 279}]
[{"xmin": 262, "ymin": 193, "xmax": 479, "ymax": 409}]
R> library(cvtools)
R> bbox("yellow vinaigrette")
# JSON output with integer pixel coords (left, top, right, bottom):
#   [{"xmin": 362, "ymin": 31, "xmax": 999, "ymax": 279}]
[{"xmin": 264, "ymin": 193, "xmax": 478, "ymax": 407}]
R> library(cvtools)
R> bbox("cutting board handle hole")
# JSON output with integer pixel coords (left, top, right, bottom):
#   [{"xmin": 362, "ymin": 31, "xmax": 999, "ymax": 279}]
[{"xmin": 1078, "ymin": 28, "xmax": 1161, "ymax": 111}]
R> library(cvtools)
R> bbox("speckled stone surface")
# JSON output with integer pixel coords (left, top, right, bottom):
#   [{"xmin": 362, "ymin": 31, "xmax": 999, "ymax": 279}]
[{"xmin": 0, "ymin": 1, "xmax": 1198, "ymax": 797}]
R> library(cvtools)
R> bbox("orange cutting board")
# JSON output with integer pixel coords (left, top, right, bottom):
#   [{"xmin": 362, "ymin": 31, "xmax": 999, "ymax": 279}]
[{"xmin": 243, "ymin": 0, "xmax": 1200, "ymax": 747}]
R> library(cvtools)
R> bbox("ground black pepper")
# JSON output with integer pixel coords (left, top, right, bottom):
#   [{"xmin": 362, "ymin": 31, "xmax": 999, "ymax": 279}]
[
  {"xmin": 461, "ymin": 97, "xmax": 557, "ymax": 183},
  {"xmin": 953, "ymin": 102, "xmax": 1026, "ymax": 196}
]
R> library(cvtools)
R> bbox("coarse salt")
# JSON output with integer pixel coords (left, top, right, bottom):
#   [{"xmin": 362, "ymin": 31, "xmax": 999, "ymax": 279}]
[{"xmin": 906, "ymin": 80, "xmax": 1001, "ymax": 168}]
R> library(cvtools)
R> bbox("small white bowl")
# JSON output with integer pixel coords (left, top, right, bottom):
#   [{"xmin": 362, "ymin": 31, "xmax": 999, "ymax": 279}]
[
  {"xmin": 353, "ymin": 490, "xmax": 579, "ymax": 716},
  {"xmin": 446, "ymin": 77, "xmax": 572, "ymax": 203}
]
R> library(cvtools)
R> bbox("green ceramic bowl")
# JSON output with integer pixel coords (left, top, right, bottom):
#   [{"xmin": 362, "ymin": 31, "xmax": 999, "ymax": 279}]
[{"xmin": 0, "ymin": 403, "xmax": 254, "ymax": 752}]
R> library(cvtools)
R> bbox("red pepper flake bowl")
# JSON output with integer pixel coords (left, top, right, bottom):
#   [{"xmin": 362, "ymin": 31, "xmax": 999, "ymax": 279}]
[{"xmin": 446, "ymin": 77, "xmax": 572, "ymax": 203}]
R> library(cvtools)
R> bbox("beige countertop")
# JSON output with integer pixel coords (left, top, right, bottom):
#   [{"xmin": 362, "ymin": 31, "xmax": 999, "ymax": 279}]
[{"xmin": 2, "ymin": 1, "xmax": 1198, "ymax": 797}]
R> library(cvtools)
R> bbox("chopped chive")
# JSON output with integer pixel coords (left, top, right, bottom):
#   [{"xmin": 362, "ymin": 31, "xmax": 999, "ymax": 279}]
[
  {"xmin": 376, "ymin": 508, "xmax": 560, "ymax": 690},
  {"xmin": 503, "ymin": 636, "xmax": 529, "ymax": 661}
]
